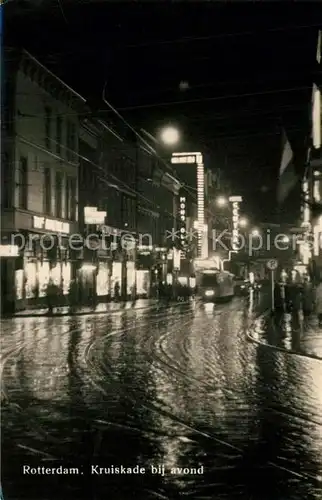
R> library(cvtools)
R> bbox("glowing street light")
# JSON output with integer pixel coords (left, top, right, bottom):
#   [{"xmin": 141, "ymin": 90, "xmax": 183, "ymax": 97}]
[
  {"xmin": 160, "ymin": 126, "xmax": 180, "ymax": 146},
  {"xmin": 216, "ymin": 196, "xmax": 228, "ymax": 207},
  {"xmin": 239, "ymin": 217, "xmax": 248, "ymax": 228}
]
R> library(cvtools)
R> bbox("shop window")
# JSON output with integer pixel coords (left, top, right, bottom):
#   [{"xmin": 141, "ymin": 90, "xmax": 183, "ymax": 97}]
[
  {"xmin": 51, "ymin": 263, "xmax": 62, "ymax": 288},
  {"xmin": 15, "ymin": 270, "xmax": 24, "ymax": 300},
  {"xmin": 111, "ymin": 262, "xmax": 122, "ymax": 298},
  {"xmin": 25, "ymin": 262, "xmax": 37, "ymax": 299},
  {"xmin": 62, "ymin": 262, "xmax": 71, "ymax": 295},
  {"xmin": 38, "ymin": 262, "xmax": 50, "ymax": 298},
  {"xmin": 96, "ymin": 262, "xmax": 109, "ymax": 296}
]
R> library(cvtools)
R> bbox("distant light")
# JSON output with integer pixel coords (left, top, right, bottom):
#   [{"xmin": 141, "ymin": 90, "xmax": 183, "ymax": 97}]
[
  {"xmin": 81, "ymin": 264, "xmax": 96, "ymax": 272},
  {"xmin": 160, "ymin": 126, "xmax": 180, "ymax": 146},
  {"xmin": 251, "ymin": 229, "xmax": 260, "ymax": 237},
  {"xmin": 239, "ymin": 217, "xmax": 248, "ymax": 228},
  {"xmin": 229, "ymin": 195, "xmax": 242, "ymax": 202},
  {"xmin": 0, "ymin": 244, "xmax": 19, "ymax": 257},
  {"xmin": 216, "ymin": 196, "xmax": 227, "ymax": 207},
  {"xmin": 179, "ymin": 81, "xmax": 190, "ymax": 91},
  {"xmin": 281, "ymin": 235, "xmax": 290, "ymax": 243}
]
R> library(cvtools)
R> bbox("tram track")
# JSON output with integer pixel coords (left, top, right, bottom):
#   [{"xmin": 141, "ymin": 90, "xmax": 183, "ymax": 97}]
[{"xmin": 84, "ymin": 303, "xmax": 322, "ymax": 485}]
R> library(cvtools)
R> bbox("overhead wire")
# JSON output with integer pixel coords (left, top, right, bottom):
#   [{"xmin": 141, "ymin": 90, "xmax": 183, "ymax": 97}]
[
  {"xmin": 117, "ymin": 86, "xmax": 312, "ymax": 112},
  {"xmin": 12, "ymin": 84, "xmax": 294, "ymax": 222},
  {"xmin": 8, "ymin": 98, "xmax": 310, "ymax": 125},
  {"xmin": 8, "ymin": 45, "xmax": 302, "ymax": 223},
  {"xmin": 16, "ymin": 131, "xmax": 206, "ymax": 229},
  {"xmin": 122, "ymin": 22, "xmax": 322, "ymax": 48}
]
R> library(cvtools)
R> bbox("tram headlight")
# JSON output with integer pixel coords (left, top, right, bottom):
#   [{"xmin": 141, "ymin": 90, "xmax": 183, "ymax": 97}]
[{"xmin": 205, "ymin": 290, "xmax": 214, "ymax": 297}]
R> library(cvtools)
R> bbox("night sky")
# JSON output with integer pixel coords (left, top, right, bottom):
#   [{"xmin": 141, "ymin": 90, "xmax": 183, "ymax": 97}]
[{"xmin": 4, "ymin": 1, "xmax": 322, "ymax": 224}]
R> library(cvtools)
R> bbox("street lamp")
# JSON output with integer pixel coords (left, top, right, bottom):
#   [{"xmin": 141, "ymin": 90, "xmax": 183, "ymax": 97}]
[
  {"xmin": 160, "ymin": 126, "xmax": 180, "ymax": 146},
  {"xmin": 216, "ymin": 196, "xmax": 228, "ymax": 207},
  {"xmin": 239, "ymin": 217, "xmax": 248, "ymax": 228}
]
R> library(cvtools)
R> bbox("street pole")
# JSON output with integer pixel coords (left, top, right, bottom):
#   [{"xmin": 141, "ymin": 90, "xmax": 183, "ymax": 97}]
[{"xmin": 271, "ymin": 269, "xmax": 275, "ymax": 311}]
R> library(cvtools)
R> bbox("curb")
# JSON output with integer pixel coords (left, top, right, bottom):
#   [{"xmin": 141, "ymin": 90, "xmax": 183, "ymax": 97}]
[
  {"xmin": 247, "ymin": 312, "xmax": 322, "ymax": 362},
  {"xmin": 3, "ymin": 299, "xmax": 190, "ymax": 319}
]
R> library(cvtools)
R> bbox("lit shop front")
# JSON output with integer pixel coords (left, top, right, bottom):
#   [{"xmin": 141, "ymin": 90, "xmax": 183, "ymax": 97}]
[
  {"xmin": 83, "ymin": 207, "xmax": 110, "ymax": 298},
  {"xmin": 19, "ymin": 216, "xmax": 75, "ymax": 307},
  {"xmin": 96, "ymin": 261, "xmax": 110, "ymax": 297},
  {"xmin": 79, "ymin": 240, "xmax": 111, "ymax": 299},
  {"xmin": 126, "ymin": 261, "xmax": 136, "ymax": 296},
  {"xmin": 0, "ymin": 243, "xmax": 20, "ymax": 313},
  {"xmin": 136, "ymin": 246, "xmax": 153, "ymax": 297},
  {"xmin": 136, "ymin": 269, "xmax": 150, "ymax": 297},
  {"xmin": 111, "ymin": 262, "xmax": 122, "ymax": 298}
]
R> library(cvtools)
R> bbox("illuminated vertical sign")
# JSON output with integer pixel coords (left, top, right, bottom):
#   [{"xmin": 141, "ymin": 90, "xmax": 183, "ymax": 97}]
[
  {"xmin": 231, "ymin": 201, "xmax": 240, "ymax": 250},
  {"xmin": 179, "ymin": 195, "xmax": 186, "ymax": 258},
  {"xmin": 303, "ymin": 180, "xmax": 310, "ymax": 224},
  {"xmin": 312, "ymin": 84, "xmax": 321, "ymax": 149},
  {"xmin": 171, "ymin": 152, "xmax": 204, "ymax": 257},
  {"xmin": 197, "ymin": 161, "xmax": 204, "ymax": 257}
]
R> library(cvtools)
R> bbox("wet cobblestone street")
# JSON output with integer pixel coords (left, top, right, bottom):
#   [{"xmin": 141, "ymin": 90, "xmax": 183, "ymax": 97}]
[{"xmin": 2, "ymin": 296, "xmax": 322, "ymax": 499}]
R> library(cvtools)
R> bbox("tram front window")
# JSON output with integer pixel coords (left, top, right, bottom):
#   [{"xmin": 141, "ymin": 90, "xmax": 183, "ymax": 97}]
[{"xmin": 201, "ymin": 274, "xmax": 218, "ymax": 287}]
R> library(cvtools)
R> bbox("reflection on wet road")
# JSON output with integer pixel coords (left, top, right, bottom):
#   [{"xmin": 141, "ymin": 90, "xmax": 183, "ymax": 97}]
[{"xmin": 2, "ymin": 297, "xmax": 322, "ymax": 499}]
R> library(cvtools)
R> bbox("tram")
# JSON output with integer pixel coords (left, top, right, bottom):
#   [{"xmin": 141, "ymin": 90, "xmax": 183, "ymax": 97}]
[{"xmin": 197, "ymin": 269, "xmax": 235, "ymax": 302}]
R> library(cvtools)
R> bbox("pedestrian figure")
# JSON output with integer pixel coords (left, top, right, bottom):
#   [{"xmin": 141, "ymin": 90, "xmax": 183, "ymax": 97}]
[
  {"xmin": 315, "ymin": 280, "xmax": 322, "ymax": 327},
  {"xmin": 302, "ymin": 279, "xmax": 314, "ymax": 318},
  {"xmin": 289, "ymin": 282, "xmax": 302, "ymax": 314},
  {"xmin": 46, "ymin": 280, "xmax": 57, "ymax": 314},
  {"xmin": 274, "ymin": 282, "xmax": 284, "ymax": 312},
  {"xmin": 68, "ymin": 279, "xmax": 79, "ymax": 313},
  {"xmin": 130, "ymin": 283, "xmax": 136, "ymax": 305},
  {"xmin": 114, "ymin": 281, "xmax": 120, "ymax": 301}
]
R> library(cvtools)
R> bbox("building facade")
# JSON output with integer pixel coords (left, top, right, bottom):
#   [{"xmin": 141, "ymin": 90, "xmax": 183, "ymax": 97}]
[
  {"xmin": 1, "ymin": 49, "xmax": 184, "ymax": 312},
  {"xmin": 136, "ymin": 146, "xmax": 181, "ymax": 292},
  {"xmin": 298, "ymin": 32, "xmax": 322, "ymax": 280},
  {"xmin": 1, "ymin": 49, "xmax": 82, "ymax": 312}
]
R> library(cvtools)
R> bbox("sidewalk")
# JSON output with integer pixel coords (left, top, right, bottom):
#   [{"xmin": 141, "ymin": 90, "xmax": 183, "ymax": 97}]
[
  {"xmin": 7, "ymin": 299, "xmax": 160, "ymax": 318},
  {"xmin": 299, "ymin": 316, "xmax": 322, "ymax": 359},
  {"xmin": 248, "ymin": 310, "xmax": 322, "ymax": 360}
]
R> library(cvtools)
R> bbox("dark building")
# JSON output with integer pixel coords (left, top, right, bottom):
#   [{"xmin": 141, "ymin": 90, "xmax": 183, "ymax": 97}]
[{"xmin": 1, "ymin": 49, "xmax": 81, "ymax": 313}]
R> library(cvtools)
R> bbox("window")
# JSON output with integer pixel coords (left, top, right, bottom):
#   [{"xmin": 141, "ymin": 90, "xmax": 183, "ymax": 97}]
[
  {"xmin": 200, "ymin": 273, "xmax": 218, "ymax": 287},
  {"xmin": 1, "ymin": 153, "xmax": 10, "ymax": 208},
  {"xmin": 66, "ymin": 177, "xmax": 77, "ymax": 220},
  {"xmin": 18, "ymin": 156, "xmax": 28, "ymax": 209},
  {"xmin": 66, "ymin": 121, "xmax": 77, "ymax": 161},
  {"xmin": 127, "ymin": 198, "xmax": 132, "ymax": 228},
  {"xmin": 43, "ymin": 167, "xmax": 51, "ymax": 215},
  {"xmin": 55, "ymin": 171, "xmax": 63, "ymax": 218},
  {"xmin": 70, "ymin": 178, "xmax": 77, "ymax": 220},
  {"xmin": 71, "ymin": 123, "xmax": 76, "ymax": 159},
  {"xmin": 56, "ymin": 116, "xmax": 62, "ymax": 155},
  {"xmin": 65, "ymin": 177, "xmax": 70, "ymax": 220},
  {"xmin": 44, "ymin": 106, "xmax": 52, "ymax": 150},
  {"xmin": 66, "ymin": 122, "xmax": 71, "ymax": 161}
]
